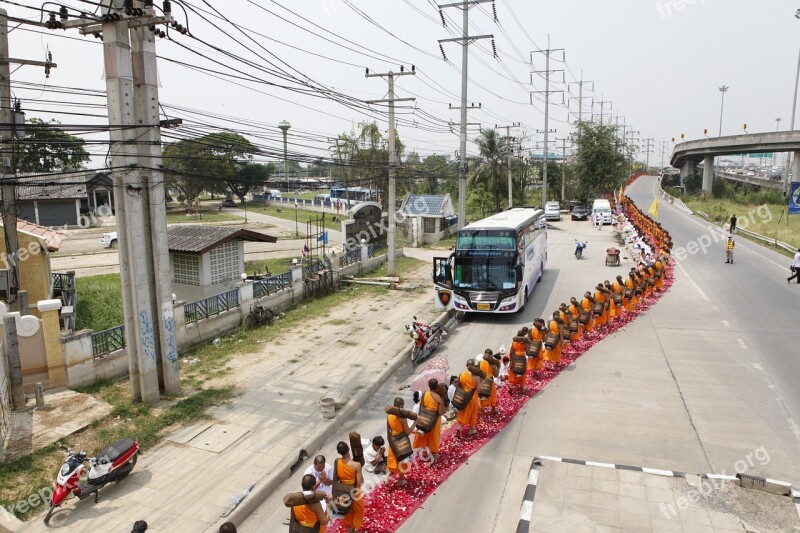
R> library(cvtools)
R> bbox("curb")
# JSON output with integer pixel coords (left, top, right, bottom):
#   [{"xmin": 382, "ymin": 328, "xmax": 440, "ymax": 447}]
[
  {"xmin": 214, "ymin": 308, "xmax": 459, "ymax": 531},
  {"xmin": 517, "ymin": 456, "xmax": 800, "ymax": 529}
]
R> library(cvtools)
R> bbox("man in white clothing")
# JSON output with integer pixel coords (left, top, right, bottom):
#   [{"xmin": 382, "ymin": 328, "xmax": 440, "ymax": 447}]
[
  {"xmin": 788, "ymin": 248, "xmax": 800, "ymax": 283},
  {"xmin": 303, "ymin": 455, "xmax": 333, "ymax": 498}
]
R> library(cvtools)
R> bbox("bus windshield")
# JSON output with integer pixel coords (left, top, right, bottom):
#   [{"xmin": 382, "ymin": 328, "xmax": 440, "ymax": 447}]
[
  {"xmin": 453, "ymin": 257, "xmax": 516, "ymax": 291},
  {"xmin": 456, "ymin": 230, "xmax": 516, "ymax": 251}
]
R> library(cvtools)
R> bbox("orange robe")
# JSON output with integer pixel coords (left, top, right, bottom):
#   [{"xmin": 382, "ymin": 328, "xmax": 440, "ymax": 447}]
[
  {"xmin": 336, "ymin": 460, "xmax": 363, "ymax": 529},
  {"xmin": 593, "ymin": 292, "xmax": 608, "ymax": 328},
  {"xmin": 648, "ymin": 266, "xmax": 657, "ymax": 294},
  {"xmin": 624, "ymin": 278, "xmax": 637, "ymax": 311},
  {"xmin": 610, "ymin": 282, "xmax": 623, "ymax": 318},
  {"xmin": 478, "ymin": 359, "xmax": 497, "ymax": 408},
  {"xmin": 413, "ymin": 391, "xmax": 442, "ymax": 453},
  {"xmin": 293, "ymin": 504, "xmax": 325, "ymax": 533},
  {"xmin": 581, "ymin": 298, "xmax": 594, "ymax": 333},
  {"xmin": 456, "ymin": 370, "xmax": 480, "ymax": 427},
  {"xmin": 508, "ymin": 340, "xmax": 527, "ymax": 384},
  {"xmin": 386, "ymin": 414, "xmax": 406, "ymax": 475},
  {"xmin": 568, "ymin": 305, "xmax": 581, "ymax": 340},
  {"xmin": 655, "ymin": 260, "xmax": 665, "ymax": 290},
  {"xmin": 543, "ymin": 320, "xmax": 562, "ymax": 364},
  {"xmin": 528, "ymin": 327, "xmax": 543, "ymax": 370},
  {"xmin": 559, "ymin": 311, "xmax": 570, "ymax": 343}
]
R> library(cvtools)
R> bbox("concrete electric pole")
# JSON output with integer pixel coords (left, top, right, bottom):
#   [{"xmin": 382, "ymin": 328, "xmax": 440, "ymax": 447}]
[
  {"xmin": 568, "ymin": 75, "xmax": 593, "ymax": 136},
  {"xmin": 366, "ymin": 66, "xmax": 416, "ymax": 278},
  {"xmin": 496, "ymin": 123, "xmax": 520, "ymax": 208},
  {"xmin": 57, "ymin": 0, "xmax": 183, "ymax": 402},
  {"xmin": 438, "ymin": 0, "xmax": 494, "ymax": 228},
  {"xmin": 531, "ymin": 37, "xmax": 564, "ymax": 205}
]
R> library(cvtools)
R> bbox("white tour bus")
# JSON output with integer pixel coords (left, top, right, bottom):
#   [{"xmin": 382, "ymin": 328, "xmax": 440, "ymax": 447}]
[{"xmin": 433, "ymin": 207, "xmax": 547, "ymax": 313}]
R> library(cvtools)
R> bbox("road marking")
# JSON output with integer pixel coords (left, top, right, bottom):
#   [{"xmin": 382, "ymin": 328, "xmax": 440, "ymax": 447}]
[
  {"xmin": 737, "ymin": 338, "xmax": 747, "ymax": 349},
  {"xmin": 722, "ymin": 320, "xmax": 730, "ymax": 327},
  {"xmin": 516, "ymin": 459, "xmax": 540, "ymax": 533},
  {"xmin": 752, "ymin": 363, "xmax": 763, "ymax": 371},
  {"xmin": 642, "ymin": 467, "xmax": 675, "ymax": 477},
  {"xmin": 674, "ymin": 260, "xmax": 710, "ymax": 302}
]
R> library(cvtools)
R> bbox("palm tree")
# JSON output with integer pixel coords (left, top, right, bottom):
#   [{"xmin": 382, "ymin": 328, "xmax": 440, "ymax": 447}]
[{"xmin": 469, "ymin": 128, "xmax": 506, "ymax": 212}]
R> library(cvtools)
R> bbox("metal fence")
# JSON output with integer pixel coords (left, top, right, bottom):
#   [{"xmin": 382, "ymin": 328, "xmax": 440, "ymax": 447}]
[
  {"xmin": 92, "ymin": 324, "xmax": 126, "ymax": 359},
  {"xmin": 302, "ymin": 259, "xmax": 331, "ymax": 277},
  {"xmin": 367, "ymin": 244, "xmax": 376, "ymax": 258},
  {"xmin": 339, "ymin": 248, "xmax": 361, "ymax": 267},
  {"xmin": 184, "ymin": 289, "xmax": 240, "ymax": 325},
  {"xmin": 253, "ymin": 271, "xmax": 292, "ymax": 299}
]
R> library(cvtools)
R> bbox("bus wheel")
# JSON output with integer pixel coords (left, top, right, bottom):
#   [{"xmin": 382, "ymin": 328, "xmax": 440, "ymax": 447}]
[
  {"xmin": 538, "ymin": 262, "xmax": 543, "ymax": 281},
  {"xmin": 519, "ymin": 289, "xmax": 528, "ymax": 313}
]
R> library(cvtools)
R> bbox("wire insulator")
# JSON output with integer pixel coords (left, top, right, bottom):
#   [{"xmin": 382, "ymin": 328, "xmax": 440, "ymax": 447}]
[
  {"xmin": 491, "ymin": 39, "xmax": 497, "ymax": 58},
  {"xmin": 439, "ymin": 9, "xmax": 446, "ymax": 27},
  {"xmin": 492, "ymin": 2, "xmax": 498, "ymax": 22},
  {"xmin": 439, "ymin": 43, "xmax": 448, "ymax": 62}
]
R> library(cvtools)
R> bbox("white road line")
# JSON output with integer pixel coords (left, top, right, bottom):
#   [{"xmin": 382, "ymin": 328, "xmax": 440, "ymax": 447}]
[
  {"xmin": 753, "ymin": 363, "xmax": 763, "ymax": 371},
  {"xmin": 527, "ymin": 469, "xmax": 539, "ymax": 485},
  {"xmin": 674, "ymin": 259, "xmax": 710, "ymax": 302},
  {"xmin": 642, "ymin": 467, "xmax": 675, "ymax": 477},
  {"xmin": 519, "ymin": 500, "xmax": 533, "ymax": 522},
  {"xmin": 722, "ymin": 320, "xmax": 730, "ymax": 327},
  {"xmin": 585, "ymin": 461, "xmax": 616, "ymax": 469},
  {"xmin": 737, "ymin": 338, "xmax": 747, "ymax": 349}
]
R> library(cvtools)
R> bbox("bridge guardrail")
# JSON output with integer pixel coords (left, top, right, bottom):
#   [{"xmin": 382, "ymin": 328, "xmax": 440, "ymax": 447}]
[
  {"xmin": 656, "ymin": 180, "xmax": 693, "ymax": 215},
  {"xmin": 696, "ymin": 211, "xmax": 795, "ymax": 254}
]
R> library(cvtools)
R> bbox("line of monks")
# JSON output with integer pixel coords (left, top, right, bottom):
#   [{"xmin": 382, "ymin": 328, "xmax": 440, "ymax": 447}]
[{"xmin": 286, "ymin": 194, "xmax": 671, "ymax": 533}]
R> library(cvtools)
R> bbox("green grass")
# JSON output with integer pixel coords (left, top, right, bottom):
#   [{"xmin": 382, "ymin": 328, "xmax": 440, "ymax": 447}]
[
  {"xmin": 166, "ymin": 208, "xmax": 242, "ymax": 224},
  {"xmin": 75, "ymin": 274, "xmax": 124, "ymax": 331},
  {"xmin": 247, "ymin": 204, "xmax": 340, "ymax": 232},
  {"xmin": 245, "ymin": 258, "xmax": 293, "ymax": 277},
  {"xmin": 362, "ymin": 255, "xmax": 426, "ymax": 279},
  {"xmin": 685, "ymin": 199, "xmax": 800, "ymax": 250},
  {"xmin": 0, "ymin": 382, "xmax": 236, "ymax": 520},
  {"xmin": 421, "ymin": 236, "xmax": 456, "ymax": 250}
]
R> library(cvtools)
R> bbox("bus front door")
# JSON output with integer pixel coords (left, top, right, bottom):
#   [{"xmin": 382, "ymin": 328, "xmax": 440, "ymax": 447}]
[{"xmin": 433, "ymin": 256, "xmax": 453, "ymax": 310}]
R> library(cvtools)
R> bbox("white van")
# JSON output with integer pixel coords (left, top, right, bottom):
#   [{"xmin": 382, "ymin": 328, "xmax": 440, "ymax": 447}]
[
  {"xmin": 591, "ymin": 199, "xmax": 613, "ymax": 225},
  {"xmin": 266, "ymin": 189, "xmax": 282, "ymax": 199}
]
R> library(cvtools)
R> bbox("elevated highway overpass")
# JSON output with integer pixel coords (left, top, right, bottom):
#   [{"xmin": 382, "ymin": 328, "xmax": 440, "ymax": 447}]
[{"xmin": 671, "ymin": 131, "xmax": 800, "ymax": 192}]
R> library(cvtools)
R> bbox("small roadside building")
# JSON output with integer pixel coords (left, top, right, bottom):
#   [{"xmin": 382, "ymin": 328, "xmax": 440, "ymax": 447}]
[
  {"xmin": 0, "ymin": 220, "xmax": 65, "ymax": 306},
  {"xmin": 15, "ymin": 171, "xmax": 115, "ymax": 227},
  {"xmin": 167, "ymin": 226, "xmax": 277, "ymax": 301},
  {"xmin": 398, "ymin": 193, "xmax": 457, "ymax": 247}
]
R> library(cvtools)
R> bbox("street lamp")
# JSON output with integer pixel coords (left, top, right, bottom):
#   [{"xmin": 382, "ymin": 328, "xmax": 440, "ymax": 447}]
[
  {"xmin": 788, "ymin": 9, "xmax": 800, "ymax": 193},
  {"xmin": 278, "ymin": 120, "xmax": 291, "ymax": 194},
  {"xmin": 718, "ymin": 85, "xmax": 729, "ymax": 137},
  {"xmin": 775, "ymin": 118, "xmax": 782, "ymax": 168},
  {"xmin": 294, "ymin": 200, "xmax": 299, "ymax": 237}
]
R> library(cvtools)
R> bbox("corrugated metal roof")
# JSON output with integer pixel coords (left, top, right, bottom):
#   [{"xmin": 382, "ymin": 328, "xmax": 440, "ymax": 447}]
[
  {"xmin": 401, "ymin": 194, "xmax": 447, "ymax": 216},
  {"xmin": 15, "ymin": 172, "xmax": 91, "ymax": 201},
  {"xmin": 167, "ymin": 226, "xmax": 277, "ymax": 254}
]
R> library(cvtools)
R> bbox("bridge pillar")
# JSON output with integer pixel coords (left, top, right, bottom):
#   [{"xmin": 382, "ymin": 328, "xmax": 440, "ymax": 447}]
[
  {"xmin": 794, "ymin": 151, "xmax": 800, "ymax": 183},
  {"xmin": 680, "ymin": 160, "xmax": 693, "ymax": 187},
  {"xmin": 702, "ymin": 155, "xmax": 714, "ymax": 193}
]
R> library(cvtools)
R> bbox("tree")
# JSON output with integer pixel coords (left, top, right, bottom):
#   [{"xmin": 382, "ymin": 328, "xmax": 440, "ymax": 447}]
[
  {"xmin": 469, "ymin": 128, "xmax": 505, "ymax": 212},
  {"xmin": 14, "ymin": 118, "xmax": 90, "ymax": 173},
  {"xmin": 228, "ymin": 162, "xmax": 275, "ymax": 203},
  {"xmin": 571, "ymin": 121, "xmax": 630, "ymax": 198},
  {"xmin": 163, "ymin": 132, "xmax": 257, "ymax": 210}
]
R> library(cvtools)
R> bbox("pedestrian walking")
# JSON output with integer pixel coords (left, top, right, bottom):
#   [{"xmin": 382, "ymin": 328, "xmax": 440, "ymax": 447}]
[
  {"xmin": 730, "ymin": 214, "xmax": 737, "ymax": 233},
  {"xmin": 725, "ymin": 236, "xmax": 735, "ymax": 264},
  {"xmin": 788, "ymin": 248, "xmax": 800, "ymax": 283}
]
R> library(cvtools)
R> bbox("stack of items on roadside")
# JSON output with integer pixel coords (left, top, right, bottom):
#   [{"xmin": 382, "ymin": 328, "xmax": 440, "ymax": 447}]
[{"xmin": 281, "ymin": 194, "xmax": 673, "ymax": 533}]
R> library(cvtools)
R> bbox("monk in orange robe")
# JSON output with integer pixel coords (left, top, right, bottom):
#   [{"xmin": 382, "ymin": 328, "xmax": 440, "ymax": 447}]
[
  {"xmin": 413, "ymin": 379, "xmax": 446, "ymax": 458},
  {"xmin": 478, "ymin": 349, "xmax": 500, "ymax": 414},
  {"xmin": 529, "ymin": 320, "xmax": 545, "ymax": 370},
  {"xmin": 581, "ymin": 293, "xmax": 595, "ymax": 333},
  {"xmin": 543, "ymin": 312, "xmax": 563, "ymax": 364},
  {"xmin": 593, "ymin": 284, "xmax": 611, "ymax": 328},
  {"xmin": 455, "ymin": 359, "xmax": 481, "ymax": 436},
  {"xmin": 604, "ymin": 281, "xmax": 617, "ymax": 320},
  {"xmin": 386, "ymin": 397, "xmax": 416, "ymax": 486},
  {"xmin": 558, "ymin": 304, "xmax": 571, "ymax": 345},
  {"xmin": 508, "ymin": 331, "xmax": 529, "ymax": 384},
  {"xmin": 625, "ymin": 270, "xmax": 638, "ymax": 311},
  {"xmin": 335, "ymin": 441, "xmax": 364, "ymax": 532},
  {"xmin": 292, "ymin": 474, "xmax": 330, "ymax": 533},
  {"xmin": 655, "ymin": 257, "xmax": 665, "ymax": 290},
  {"xmin": 567, "ymin": 298, "xmax": 581, "ymax": 340},
  {"xmin": 611, "ymin": 276, "xmax": 625, "ymax": 318}
]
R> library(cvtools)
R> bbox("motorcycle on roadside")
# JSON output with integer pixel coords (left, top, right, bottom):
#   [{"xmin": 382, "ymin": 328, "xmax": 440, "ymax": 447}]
[
  {"xmin": 405, "ymin": 316, "xmax": 447, "ymax": 364},
  {"xmin": 44, "ymin": 438, "xmax": 140, "ymax": 524}
]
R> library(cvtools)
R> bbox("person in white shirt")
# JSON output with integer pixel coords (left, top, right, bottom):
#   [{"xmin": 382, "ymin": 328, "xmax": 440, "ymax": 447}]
[
  {"xmin": 363, "ymin": 436, "xmax": 387, "ymax": 474},
  {"xmin": 302, "ymin": 455, "xmax": 333, "ymax": 498},
  {"xmin": 498, "ymin": 356, "xmax": 510, "ymax": 381},
  {"xmin": 446, "ymin": 375, "xmax": 458, "ymax": 404},
  {"xmin": 788, "ymin": 248, "xmax": 800, "ymax": 283}
]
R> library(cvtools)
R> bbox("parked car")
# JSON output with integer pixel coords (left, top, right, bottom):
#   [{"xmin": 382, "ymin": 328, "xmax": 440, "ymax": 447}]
[
  {"xmin": 544, "ymin": 201, "xmax": 561, "ymax": 221},
  {"xmin": 101, "ymin": 231, "xmax": 118, "ymax": 248},
  {"xmin": 221, "ymin": 197, "xmax": 236, "ymax": 207},
  {"xmin": 571, "ymin": 205, "xmax": 590, "ymax": 221}
]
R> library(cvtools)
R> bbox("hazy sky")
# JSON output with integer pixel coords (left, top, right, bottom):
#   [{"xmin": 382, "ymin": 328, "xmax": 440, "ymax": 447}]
[{"xmin": 3, "ymin": 0, "xmax": 798, "ymax": 169}]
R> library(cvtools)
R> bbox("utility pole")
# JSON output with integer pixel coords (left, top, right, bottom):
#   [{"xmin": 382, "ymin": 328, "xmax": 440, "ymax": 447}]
[
  {"xmin": 568, "ymin": 74, "xmax": 593, "ymax": 135},
  {"xmin": 496, "ymin": 122, "xmax": 520, "ymax": 207},
  {"xmin": 55, "ymin": 0, "xmax": 183, "ymax": 403},
  {"xmin": 718, "ymin": 85, "xmax": 729, "ymax": 137},
  {"xmin": 595, "ymin": 95, "xmax": 612, "ymax": 126},
  {"xmin": 659, "ymin": 140, "xmax": 669, "ymax": 171},
  {"xmin": 643, "ymin": 138, "xmax": 655, "ymax": 174},
  {"xmin": 0, "ymin": 9, "xmax": 57, "ymax": 310},
  {"xmin": 366, "ymin": 66, "xmax": 415, "ymax": 278},
  {"xmin": 438, "ymin": 0, "xmax": 494, "ymax": 228},
  {"xmin": 531, "ymin": 36, "xmax": 564, "ymax": 205},
  {"xmin": 625, "ymin": 130, "xmax": 640, "ymax": 178},
  {"xmin": 557, "ymin": 137, "xmax": 570, "ymax": 202}
]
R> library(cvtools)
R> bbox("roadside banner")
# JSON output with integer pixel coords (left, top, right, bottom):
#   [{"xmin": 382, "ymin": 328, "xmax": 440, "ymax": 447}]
[
  {"xmin": 790, "ymin": 182, "xmax": 800, "ymax": 215},
  {"xmin": 648, "ymin": 196, "xmax": 659, "ymax": 219}
]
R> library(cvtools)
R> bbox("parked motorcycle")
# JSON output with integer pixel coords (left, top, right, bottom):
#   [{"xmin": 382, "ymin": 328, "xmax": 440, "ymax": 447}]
[
  {"xmin": 44, "ymin": 438, "xmax": 140, "ymax": 524},
  {"xmin": 405, "ymin": 316, "xmax": 447, "ymax": 363},
  {"xmin": 575, "ymin": 240, "xmax": 587, "ymax": 259}
]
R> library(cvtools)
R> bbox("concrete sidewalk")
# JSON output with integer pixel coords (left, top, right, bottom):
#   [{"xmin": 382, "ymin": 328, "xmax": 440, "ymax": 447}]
[{"xmin": 25, "ymin": 258, "xmax": 439, "ymax": 532}]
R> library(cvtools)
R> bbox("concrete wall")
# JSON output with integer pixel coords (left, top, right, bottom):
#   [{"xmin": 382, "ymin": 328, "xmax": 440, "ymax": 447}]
[
  {"xmin": 62, "ymin": 253, "xmax": 392, "ymax": 389},
  {"xmin": 0, "ymin": 339, "xmax": 10, "ymax": 451},
  {"xmin": 0, "ymin": 232, "xmax": 52, "ymax": 308}
]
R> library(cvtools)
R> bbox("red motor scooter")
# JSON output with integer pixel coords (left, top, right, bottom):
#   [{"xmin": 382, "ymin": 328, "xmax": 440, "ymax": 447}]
[
  {"xmin": 405, "ymin": 316, "xmax": 447, "ymax": 363},
  {"xmin": 44, "ymin": 438, "xmax": 140, "ymax": 524}
]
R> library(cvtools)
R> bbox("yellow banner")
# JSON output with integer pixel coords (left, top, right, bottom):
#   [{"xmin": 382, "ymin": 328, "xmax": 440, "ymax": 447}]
[{"xmin": 648, "ymin": 197, "xmax": 659, "ymax": 219}]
